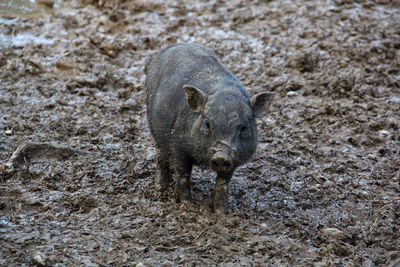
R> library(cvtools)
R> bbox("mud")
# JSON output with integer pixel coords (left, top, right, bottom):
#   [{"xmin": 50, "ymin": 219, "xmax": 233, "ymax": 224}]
[{"xmin": 0, "ymin": 0, "xmax": 399, "ymax": 266}]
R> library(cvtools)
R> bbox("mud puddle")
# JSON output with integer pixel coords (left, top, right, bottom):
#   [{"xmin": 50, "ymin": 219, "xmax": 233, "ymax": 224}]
[
  {"xmin": 0, "ymin": 0, "xmax": 64, "ymax": 18},
  {"xmin": 1, "ymin": 0, "xmax": 399, "ymax": 266}
]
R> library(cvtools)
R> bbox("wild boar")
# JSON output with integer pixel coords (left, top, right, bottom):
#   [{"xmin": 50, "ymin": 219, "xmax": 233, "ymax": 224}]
[{"xmin": 145, "ymin": 43, "xmax": 273, "ymax": 213}]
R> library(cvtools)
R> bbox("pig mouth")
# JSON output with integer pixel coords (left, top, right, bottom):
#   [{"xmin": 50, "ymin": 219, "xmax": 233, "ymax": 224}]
[
  {"xmin": 209, "ymin": 141, "xmax": 236, "ymax": 173},
  {"xmin": 210, "ymin": 151, "xmax": 234, "ymax": 173}
]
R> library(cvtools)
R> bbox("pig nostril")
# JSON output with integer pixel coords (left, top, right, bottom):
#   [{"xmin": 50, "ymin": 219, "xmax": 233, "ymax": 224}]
[
  {"xmin": 222, "ymin": 161, "xmax": 231, "ymax": 170},
  {"xmin": 211, "ymin": 160, "xmax": 219, "ymax": 169},
  {"xmin": 211, "ymin": 156, "xmax": 233, "ymax": 172}
]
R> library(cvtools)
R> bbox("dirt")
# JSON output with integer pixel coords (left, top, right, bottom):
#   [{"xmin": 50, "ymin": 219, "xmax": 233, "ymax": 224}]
[{"xmin": 0, "ymin": 0, "xmax": 399, "ymax": 266}]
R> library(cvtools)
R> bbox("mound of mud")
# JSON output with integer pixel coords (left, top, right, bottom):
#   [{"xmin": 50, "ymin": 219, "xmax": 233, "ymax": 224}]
[{"xmin": 1, "ymin": 0, "xmax": 399, "ymax": 265}]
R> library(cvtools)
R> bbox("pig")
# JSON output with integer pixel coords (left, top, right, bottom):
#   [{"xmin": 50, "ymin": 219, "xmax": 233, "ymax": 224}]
[{"xmin": 145, "ymin": 43, "xmax": 273, "ymax": 214}]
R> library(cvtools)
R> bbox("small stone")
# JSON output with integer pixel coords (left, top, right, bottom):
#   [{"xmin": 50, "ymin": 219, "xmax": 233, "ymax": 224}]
[
  {"xmin": 286, "ymin": 91, "xmax": 298, "ymax": 97},
  {"xmin": 322, "ymin": 228, "xmax": 347, "ymax": 241},
  {"xmin": 5, "ymin": 129, "xmax": 12, "ymax": 135},
  {"xmin": 107, "ymin": 49, "xmax": 116, "ymax": 58},
  {"xmin": 31, "ymin": 251, "xmax": 46, "ymax": 266},
  {"xmin": 379, "ymin": 129, "xmax": 390, "ymax": 139}
]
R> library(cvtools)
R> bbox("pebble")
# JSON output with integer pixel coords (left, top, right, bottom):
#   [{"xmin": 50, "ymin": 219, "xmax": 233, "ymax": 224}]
[
  {"xmin": 322, "ymin": 228, "xmax": 347, "ymax": 241},
  {"xmin": 286, "ymin": 91, "xmax": 298, "ymax": 97},
  {"xmin": 31, "ymin": 252, "xmax": 46, "ymax": 266}
]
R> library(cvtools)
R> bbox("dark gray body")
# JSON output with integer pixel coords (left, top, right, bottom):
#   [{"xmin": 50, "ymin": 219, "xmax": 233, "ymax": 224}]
[{"xmin": 145, "ymin": 44, "xmax": 273, "ymax": 213}]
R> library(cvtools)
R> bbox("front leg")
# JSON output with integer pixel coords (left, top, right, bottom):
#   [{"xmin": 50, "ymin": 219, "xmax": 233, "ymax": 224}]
[
  {"xmin": 213, "ymin": 171, "xmax": 233, "ymax": 214},
  {"xmin": 156, "ymin": 147, "xmax": 173, "ymax": 191},
  {"xmin": 173, "ymin": 157, "xmax": 193, "ymax": 203}
]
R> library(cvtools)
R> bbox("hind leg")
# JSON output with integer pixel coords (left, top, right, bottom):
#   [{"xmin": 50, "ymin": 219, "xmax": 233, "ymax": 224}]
[{"xmin": 156, "ymin": 147, "xmax": 173, "ymax": 191}]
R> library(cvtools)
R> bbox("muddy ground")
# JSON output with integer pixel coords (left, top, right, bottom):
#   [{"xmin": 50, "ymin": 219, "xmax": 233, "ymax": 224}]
[{"xmin": 1, "ymin": 0, "xmax": 399, "ymax": 266}]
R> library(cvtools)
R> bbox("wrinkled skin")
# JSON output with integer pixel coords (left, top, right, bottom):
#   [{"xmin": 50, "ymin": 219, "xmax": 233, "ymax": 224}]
[{"xmin": 145, "ymin": 44, "xmax": 273, "ymax": 213}]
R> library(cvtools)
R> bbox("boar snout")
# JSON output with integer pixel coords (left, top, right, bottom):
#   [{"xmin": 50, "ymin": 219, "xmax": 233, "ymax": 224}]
[
  {"xmin": 211, "ymin": 151, "xmax": 233, "ymax": 173},
  {"xmin": 210, "ymin": 141, "xmax": 236, "ymax": 173}
]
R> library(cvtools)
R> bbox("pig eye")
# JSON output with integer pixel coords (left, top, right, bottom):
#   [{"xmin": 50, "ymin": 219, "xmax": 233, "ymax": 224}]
[
  {"xmin": 204, "ymin": 120, "xmax": 211, "ymax": 134},
  {"xmin": 239, "ymin": 125, "xmax": 250, "ymax": 138}
]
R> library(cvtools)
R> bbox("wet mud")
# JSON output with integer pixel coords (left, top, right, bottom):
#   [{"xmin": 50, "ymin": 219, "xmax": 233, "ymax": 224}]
[{"xmin": 1, "ymin": 0, "xmax": 399, "ymax": 266}]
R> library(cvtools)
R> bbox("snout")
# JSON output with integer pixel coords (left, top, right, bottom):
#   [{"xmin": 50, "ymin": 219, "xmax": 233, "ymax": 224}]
[{"xmin": 211, "ymin": 151, "xmax": 234, "ymax": 173}]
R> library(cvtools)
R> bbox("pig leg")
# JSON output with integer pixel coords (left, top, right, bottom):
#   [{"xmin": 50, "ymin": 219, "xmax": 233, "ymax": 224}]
[
  {"xmin": 213, "ymin": 172, "xmax": 233, "ymax": 214},
  {"xmin": 156, "ymin": 148, "xmax": 173, "ymax": 191},
  {"xmin": 173, "ymin": 158, "xmax": 193, "ymax": 203}
]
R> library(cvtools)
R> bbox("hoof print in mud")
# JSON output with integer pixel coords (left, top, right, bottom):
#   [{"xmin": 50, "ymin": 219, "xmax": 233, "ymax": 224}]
[
  {"xmin": 8, "ymin": 142, "xmax": 82, "ymax": 169},
  {"xmin": 145, "ymin": 44, "xmax": 274, "ymax": 213}
]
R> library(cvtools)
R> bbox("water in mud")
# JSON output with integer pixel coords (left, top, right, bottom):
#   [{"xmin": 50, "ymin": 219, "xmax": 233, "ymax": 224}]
[{"xmin": 0, "ymin": 0, "xmax": 64, "ymax": 17}]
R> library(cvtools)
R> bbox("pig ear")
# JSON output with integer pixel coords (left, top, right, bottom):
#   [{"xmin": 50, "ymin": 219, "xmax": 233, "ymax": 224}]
[
  {"xmin": 250, "ymin": 91, "xmax": 274, "ymax": 117},
  {"xmin": 183, "ymin": 85, "xmax": 208, "ymax": 113}
]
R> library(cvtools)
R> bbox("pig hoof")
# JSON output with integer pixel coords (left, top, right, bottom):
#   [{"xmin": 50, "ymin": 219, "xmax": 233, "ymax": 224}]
[
  {"xmin": 200, "ymin": 198, "xmax": 213, "ymax": 213},
  {"xmin": 214, "ymin": 206, "xmax": 227, "ymax": 215},
  {"xmin": 213, "ymin": 202, "xmax": 228, "ymax": 215},
  {"xmin": 175, "ymin": 191, "xmax": 192, "ymax": 204},
  {"xmin": 179, "ymin": 200, "xmax": 195, "ymax": 211},
  {"xmin": 159, "ymin": 178, "xmax": 170, "ymax": 191}
]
